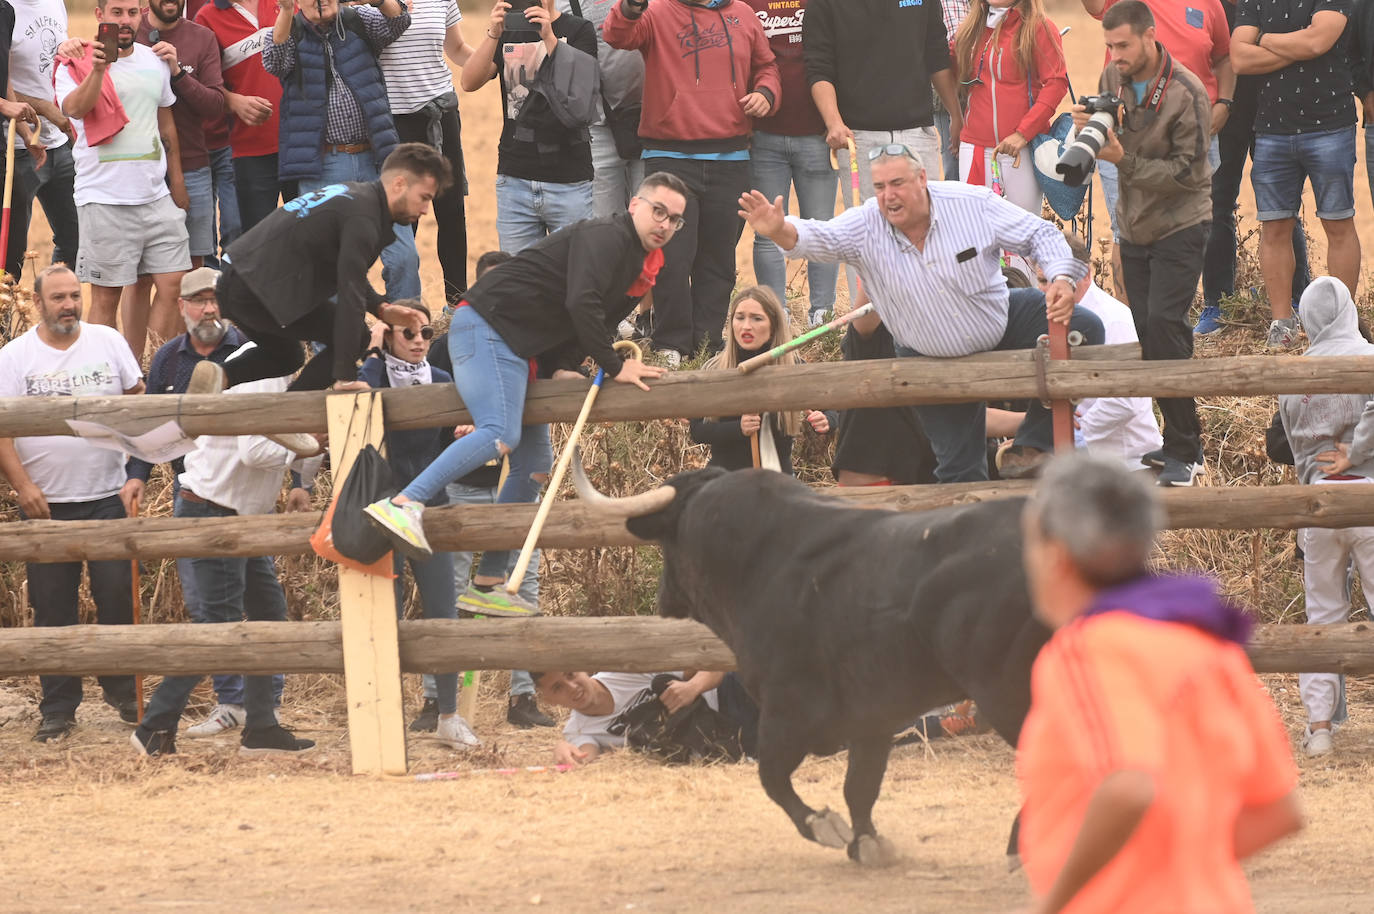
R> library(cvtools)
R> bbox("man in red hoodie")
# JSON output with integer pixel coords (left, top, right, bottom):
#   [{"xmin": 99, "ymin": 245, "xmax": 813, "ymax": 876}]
[{"xmin": 604, "ymin": 0, "xmax": 780, "ymax": 365}]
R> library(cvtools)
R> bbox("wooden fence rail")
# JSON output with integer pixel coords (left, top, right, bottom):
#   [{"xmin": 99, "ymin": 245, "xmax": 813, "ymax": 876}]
[
  {"xmin": 2, "ymin": 484, "xmax": 1373, "ymax": 562},
  {"xmin": 1, "ymin": 352, "xmax": 1372, "ymax": 438},
  {"xmin": 0, "ymin": 618, "xmax": 1368, "ymax": 677}
]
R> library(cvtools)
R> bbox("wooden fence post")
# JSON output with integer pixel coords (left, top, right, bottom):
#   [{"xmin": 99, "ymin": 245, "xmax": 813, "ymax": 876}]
[{"xmin": 328, "ymin": 392, "xmax": 407, "ymax": 776}]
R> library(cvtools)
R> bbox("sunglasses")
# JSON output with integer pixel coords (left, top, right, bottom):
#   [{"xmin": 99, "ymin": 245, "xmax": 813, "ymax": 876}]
[
  {"xmin": 391, "ymin": 325, "xmax": 434, "ymax": 341},
  {"xmin": 866, "ymin": 143, "xmax": 918, "ymax": 162}
]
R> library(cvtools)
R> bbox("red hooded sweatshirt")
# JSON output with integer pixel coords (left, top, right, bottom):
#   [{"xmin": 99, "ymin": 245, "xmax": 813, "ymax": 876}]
[
  {"xmin": 603, "ymin": 0, "xmax": 781, "ymax": 154},
  {"xmin": 957, "ymin": 9, "xmax": 1067, "ymax": 149}
]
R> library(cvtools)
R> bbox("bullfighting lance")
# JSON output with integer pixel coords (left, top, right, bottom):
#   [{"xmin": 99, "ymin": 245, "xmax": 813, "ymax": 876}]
[
  {"xmin": 737, "ymin": 302, "xmax": 875, "ymax": 374},
  {"xmin": 829, "ymin": 137, "xmax": 861, "ymax": 210},
  {"xmin": 505, "ymin": 340, "xmax": 644, "ymax": 595},
  {"xmin": 0, "ymin": 118, "xmax": 17, "ymax": 280}
]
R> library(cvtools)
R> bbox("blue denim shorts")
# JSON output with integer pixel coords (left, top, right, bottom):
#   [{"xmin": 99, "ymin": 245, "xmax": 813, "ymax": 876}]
[{"xmin": 1251, "ymin": 125, "xmax": 1357, "ymax": 221}]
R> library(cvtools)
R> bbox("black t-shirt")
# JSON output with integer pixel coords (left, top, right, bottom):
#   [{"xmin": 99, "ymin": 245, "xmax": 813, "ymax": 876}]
[
  {"xmin": 1236, "ymin": 0, "xmax": 1356, "ymax": 134},
  {"xmin": 494, "ymin": 14, "xmax": 596, "ymax": 183}
]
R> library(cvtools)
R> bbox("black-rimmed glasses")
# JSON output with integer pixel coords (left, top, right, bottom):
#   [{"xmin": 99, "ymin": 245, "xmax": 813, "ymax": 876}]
[
  {"xmin": 634, "ymin": 196, "xmax": 687, "ymax": 231},
  {"xmin": 393, "ymin": 326, "xmax": 434, "ymax": 341}
]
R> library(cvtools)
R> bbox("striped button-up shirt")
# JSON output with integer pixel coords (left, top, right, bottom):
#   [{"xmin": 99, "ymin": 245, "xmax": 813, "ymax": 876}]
[{"xmin": 788, "ymin": 181, "xmax": 1088, "ymax": 358}]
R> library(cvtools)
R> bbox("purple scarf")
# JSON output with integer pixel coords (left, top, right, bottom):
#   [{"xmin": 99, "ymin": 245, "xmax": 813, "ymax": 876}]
[{"xmin": 1083, "ymin": 574, "xmax": 1254, "ymax": 645}]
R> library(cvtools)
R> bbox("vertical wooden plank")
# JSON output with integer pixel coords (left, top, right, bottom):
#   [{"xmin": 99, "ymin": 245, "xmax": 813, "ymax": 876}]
[{"xmin": 327, "ymin": 392, "xmax": 407, "ymax": 776}]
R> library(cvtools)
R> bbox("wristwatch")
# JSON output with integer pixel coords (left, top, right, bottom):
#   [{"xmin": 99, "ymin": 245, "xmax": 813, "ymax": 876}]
[
  {"xmin": 170, "ymin": 65, "xmax": 193, "ymax": 83},
  {"xmin": 1216, "ymin": 97, "xmax": 1234, "ymax": 108}
]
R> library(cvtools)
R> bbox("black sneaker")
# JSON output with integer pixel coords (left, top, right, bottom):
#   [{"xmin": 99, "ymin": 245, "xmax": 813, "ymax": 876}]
[
  {"xmin": 1157, "ymin": 456, "xmax": 1201, "ymax": 487},
  {"xmin": 104, "ymin": 693, "xmax": 140, "ymax": 724},
  {"xmin": 33, "ymin": 714, "xmax": 75, "ymax": 743},
  {"xmin": 239, "ymin": 724, "xmax": 316, "ymax": 756},
  {"xmin": 130, "ymin": 727, "xmax": 177, "ymax": 757},
  {"xmin": 1139, "ymin": 448, "xmax": 1167, "ymax": 469},
  {"xmin": 507, "ymin": 693, "xmax": 555, "ymax": 729},
  {"xmin": 410, "ymin": 697, "xmax": 439, "ymax": 733}
]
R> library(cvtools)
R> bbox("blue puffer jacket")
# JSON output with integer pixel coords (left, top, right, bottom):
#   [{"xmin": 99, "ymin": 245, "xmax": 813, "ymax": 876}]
[{"xmin": 277, "ymin": 9, "xmax": 402, "ymax": 181}]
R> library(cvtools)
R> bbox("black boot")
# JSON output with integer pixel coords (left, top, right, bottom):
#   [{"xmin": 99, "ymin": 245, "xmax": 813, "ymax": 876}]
[{"xmin": 507, "ymin": 694, "xmax": 555, "ymax": 728}]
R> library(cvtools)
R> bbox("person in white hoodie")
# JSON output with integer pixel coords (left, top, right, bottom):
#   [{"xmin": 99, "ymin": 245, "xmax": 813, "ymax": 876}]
[{"xmin": 1278, "ymin": 276, "xmax": 1374, "ymax": 758}]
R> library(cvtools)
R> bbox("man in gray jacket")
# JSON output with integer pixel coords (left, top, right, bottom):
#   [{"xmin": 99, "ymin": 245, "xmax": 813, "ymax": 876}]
[{"xmin": 1079, "ymin": 0, "xmax": 1211, "ymax": 487}]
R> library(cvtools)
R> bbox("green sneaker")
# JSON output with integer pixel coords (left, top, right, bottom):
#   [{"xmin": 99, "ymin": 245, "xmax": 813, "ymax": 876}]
[
  {"xmin": 363, "ymin": 498, "xmax": 433, "ymax": 559},
  {"xmin": 457, "ymin": 584, "xmax": 541, "ymax": 618}
]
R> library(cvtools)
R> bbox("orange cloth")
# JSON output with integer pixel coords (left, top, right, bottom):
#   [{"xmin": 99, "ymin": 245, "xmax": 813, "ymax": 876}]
[
  {"xmin": 1017, "ymin": 611, "xmax": 1297, "ymax": 914},
  {"xmin": 54, "ymin": 53, "xmax": 129, "ymax": 147}
]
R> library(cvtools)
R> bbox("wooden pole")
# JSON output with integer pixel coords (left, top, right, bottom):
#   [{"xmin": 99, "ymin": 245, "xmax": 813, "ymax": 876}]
[
  {"xmin": 0, "ymin": 118, "xmax": 17, "ymax": 277},
  {"xmin": 0, "ymin": 618, "xmax": 1368, "ymax": 677},
  {"xmin": 1047, "ymin": 323, "xmax": 1074, "ymax": 453},
  {"xmin": 10, "ymin": 483, "xmax": 1374, "ymax": 563},
  {"xmin": 129, "ymin": 496, "xmax": 143, "ymax": 722}
]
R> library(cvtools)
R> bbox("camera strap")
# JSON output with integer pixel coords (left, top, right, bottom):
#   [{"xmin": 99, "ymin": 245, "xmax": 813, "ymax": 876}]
[{"xmin": 1141, "ymin": 46, "xmax": 1175, "ymax": 115}]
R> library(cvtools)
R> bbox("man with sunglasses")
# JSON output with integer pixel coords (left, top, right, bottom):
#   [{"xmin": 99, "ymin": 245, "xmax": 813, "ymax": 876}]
[{"xmin": 740, "ymin": 144, "xmax": 1104, "ymax": 484}]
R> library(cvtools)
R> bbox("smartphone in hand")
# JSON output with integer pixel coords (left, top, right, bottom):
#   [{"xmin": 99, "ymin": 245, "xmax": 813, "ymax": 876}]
[{"xmin": 97, "ymin": 23, "xmax": 119, "ymax": 65}]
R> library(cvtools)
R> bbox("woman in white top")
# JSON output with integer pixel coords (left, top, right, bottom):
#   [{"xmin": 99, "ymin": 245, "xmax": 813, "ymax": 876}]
[{"xmin": 379, "ymin": 0, "xmax": 475, "ymax": 308}]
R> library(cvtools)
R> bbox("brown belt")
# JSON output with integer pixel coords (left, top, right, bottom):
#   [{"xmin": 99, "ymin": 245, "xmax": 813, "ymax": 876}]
[
  {"xmin": 324, "ymin": 141, "xmax": 371, "ymax": 155},
  {"xmin": 180, "ymin": 488, "xmax": 237, "ymax": 514}
]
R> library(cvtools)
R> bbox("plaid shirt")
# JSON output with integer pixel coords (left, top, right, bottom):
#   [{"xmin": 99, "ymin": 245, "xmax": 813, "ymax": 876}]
[
  {"xmin": 942, "ymin": 0, "xmax": 971, "ymax": 43},
  {"xmin": 262, "ymin": 8, "xmax": 410, "ymax": 144}
]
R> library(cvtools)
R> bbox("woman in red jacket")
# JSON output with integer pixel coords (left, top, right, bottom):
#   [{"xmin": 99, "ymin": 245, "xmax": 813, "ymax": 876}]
[{"xmin": 954, "ymin": 0, "xmax": 1067, "ymax": 214}]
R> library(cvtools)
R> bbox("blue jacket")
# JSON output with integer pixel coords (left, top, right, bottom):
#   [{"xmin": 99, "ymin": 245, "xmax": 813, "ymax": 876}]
[{"xmin": 276, "ymin": 8, "xmax": 402, "ymax": 181}]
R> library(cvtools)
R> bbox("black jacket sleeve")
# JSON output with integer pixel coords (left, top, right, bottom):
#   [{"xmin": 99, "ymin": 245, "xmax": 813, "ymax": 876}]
[
  {"xmin": 563, "ymin": 225, "xmax": 632, "ymax": 378},
  {"xmin": 925, "ymin": 0, "xmax": 951, "ymax": 74},
  {"xmin": 689, "ymin": 416, "xmax": 747, "ymax": 447},
  {"xmin": 333, "ymin": 217, "xmax": 388, "ymax": 380},
  {"xmin": 803, "ymin": 0, "xmax": 836, "ymax": 87}
]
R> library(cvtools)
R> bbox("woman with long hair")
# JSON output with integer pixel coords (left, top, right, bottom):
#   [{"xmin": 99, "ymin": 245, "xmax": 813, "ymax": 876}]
[
  {"xmin": 954, "ymin": 0, "xmax": 1068, "ymax": 214},
  {"xmin": 689, "ymin": 286, "xmax": 831, "ymax": 474}
]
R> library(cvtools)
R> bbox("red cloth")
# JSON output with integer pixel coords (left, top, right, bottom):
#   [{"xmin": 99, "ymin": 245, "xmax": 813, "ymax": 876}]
[
  {"xmin": 958, "ymin": 10, "xmax": 1068, "ymax": 148},
  {"xmin": 626, "ymin": 248, "xmax": 664, "ymax": 298},
  {"xmin": 53, "ymin": 54, "xmax": 128, "ymax": 147}
]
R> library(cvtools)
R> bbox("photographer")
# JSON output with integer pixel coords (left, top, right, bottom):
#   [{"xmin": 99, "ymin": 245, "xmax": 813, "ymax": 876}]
[{"xmin": 1076, "ymin": 0, "xmax": 1211, "ymax": 487}]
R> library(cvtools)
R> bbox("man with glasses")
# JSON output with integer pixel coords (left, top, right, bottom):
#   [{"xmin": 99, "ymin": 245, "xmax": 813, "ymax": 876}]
[{"xmin": 740, "ymin": 145, "xmax": 1104, "ymax": 484}]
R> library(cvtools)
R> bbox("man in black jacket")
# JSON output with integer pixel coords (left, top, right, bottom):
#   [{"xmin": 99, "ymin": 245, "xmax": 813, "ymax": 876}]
[
  {"xmin": 196, "ymin": 142, "xmax": 449, "ymax": 393},
  {"xmin": 363, "ymin": 172, "xmax": 683, "ymax": 612}
]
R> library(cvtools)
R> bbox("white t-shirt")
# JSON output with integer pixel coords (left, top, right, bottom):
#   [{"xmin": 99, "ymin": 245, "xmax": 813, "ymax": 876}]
[
  {"xmin": 55, "ymin": 42, "xmax": 176, "ymax": 206},
  {"xmin": 1073, "ymin": 282, "xmax": 1164, "ymax": 468},
  {"xmin": 9, "ymin": 0, "xmax": 70, "ymax": 150},
  {"xmin": 0, "ymin": 324, "xmax": 142, "ymax": 503},
  {"xmin": 563, "ymin": 672, "xmax": 720, "ymax": 752},
  {"xmin": 379, "ymin": 0, "xmax": 460, "ymax": 114}
]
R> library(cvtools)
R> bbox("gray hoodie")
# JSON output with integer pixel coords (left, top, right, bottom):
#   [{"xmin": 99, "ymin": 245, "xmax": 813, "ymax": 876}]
[
  {"xmin": 558, "ymin": 0, "xmax": 645, "ymax": 113},
  {"xmin": 1278, "ymin": 277, "xmax": 1374, "ymax": 484}
]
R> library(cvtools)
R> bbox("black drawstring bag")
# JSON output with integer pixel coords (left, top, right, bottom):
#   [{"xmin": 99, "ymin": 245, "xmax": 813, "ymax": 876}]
[{"xmin": 331, "ymin": 443, "xmax": 397, "ymax": 563}]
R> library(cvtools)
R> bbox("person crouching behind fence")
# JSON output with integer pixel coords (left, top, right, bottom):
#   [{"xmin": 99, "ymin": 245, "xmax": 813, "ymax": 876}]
[
  {"xmin": 1017, "ymin": 453, "xmax": 1302, "ymax": 914},
  {"xmin": 362, "ymin": 173, "xmax": 682, "ymax": 612},
  {"xmin": 357, "ymin": 301, "xmax": 480, "ymax": 751},
  {"xmin": 688, "ymin": 286, "xmax": 833, "ymax": 474},
  {"xmin": 1278, "ymin": 276, "xmax": 1374, "ymax": 759},
  {"xmin": 130, "ymin": 375, "xmax": 324, "ymax": 758}
]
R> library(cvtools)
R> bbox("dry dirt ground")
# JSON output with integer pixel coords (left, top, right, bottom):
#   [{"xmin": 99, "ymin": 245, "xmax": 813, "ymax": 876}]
[{"xmin": 4, "ymin": 4, "xmax": 1374, "ymax": 913}]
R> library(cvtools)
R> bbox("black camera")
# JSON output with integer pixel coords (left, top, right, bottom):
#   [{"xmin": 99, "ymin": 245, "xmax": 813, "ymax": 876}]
[{"xmin": 1055, "ymin": 94, "xmax": 1123, "ymax": 188}]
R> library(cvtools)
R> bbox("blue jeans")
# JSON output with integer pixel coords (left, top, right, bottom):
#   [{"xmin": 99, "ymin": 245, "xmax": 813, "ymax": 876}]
[
  {"xmin": 403, "ymin": 307, "xmax": 554, "ymax": 580},
  {"xmin": 1252, "ymin": 125, "xmax": 1358, "ymax": 221},
  {"xmin": 422, "ymin": 481, "xmax": 543, "ymax": 700},
  {"xmin": 298, "ymin": 150, "xmax": 420, "ymax": 301},
  {"xmin": 894, "ymin": 289, "xmax": 1105, "ymax": 483},
  {"xmin": 749, "ymin": 131, "xmax": 838, "ymax": 318},
  {"xmin": 395, "ymin": 550, "xmax": 459, "ymax": 714},
  {"xmin": 494, "ymin": 174, "xmax": 594, "ymax": 253},
  {"xmin": 933, "ymin": 102, "xmax": 960, "ymax": 181},
  {"xmin": 183, "ymin": 165, "xmax": 216, "ymax": 257},
  {"xmin": 208, "ymin": 144, "xmax": 241, "ymax": 265},
  {"xmin": 142, "ymin": 496, "xmax": 289, "ymax": 732}
]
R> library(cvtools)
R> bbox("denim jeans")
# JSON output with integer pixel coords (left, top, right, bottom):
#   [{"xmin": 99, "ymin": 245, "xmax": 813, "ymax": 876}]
[
  {"xmin": 208, "ymin": 144, "xmax": 241, "ymax": 265},
  {"xmin": 641, "ymin": 156, "xmax": 750, "ymax": 355},
  {"xmin": 395, "ymin": 550, "xmax": 459, "ymax": 714},
  {"xmin": 1252, "ymin": 125, "xmax": 1357, "ymax": 221},
  {"xmin": 422, "ymin": 481, "xmax": 544, "ymax": 700},
  {"xmin": 932, "ymin": 102, "xmax": 960, "ymax": 181},
  {"xmin": 298, "ymin": 149, "xmax": 420, "ymax": 301},
  {"xmin": 590, "ymin": 122, "xmax": 645, "ymax": 219},
  {"xmin": 14, "ymin": 143, "xmax": 79, "ymax": 277},
  {"xmin": 25, "ymin": 495, "xmax": 135, "ymax": 718},
  {"xmin": 141, "ymin": 495, "xmax": 289, "ymax": 733},
  {"xmin": 233, "ymin": 152, "xmax": 292, "ymax": 233},
  {"xmin": 183, "ymin": 165, "xmax": 216, "ymax": 257},
  {"xmin": 494, "ymin": 174, "xmax": 594, "ymax": 253},
  {"xmin": 893, "ymin": 289, "xmax": 1105, "ymax": 483},
  {"xmin": 749, "ymin": 131, "xmax": 839, "ymax": 318}
]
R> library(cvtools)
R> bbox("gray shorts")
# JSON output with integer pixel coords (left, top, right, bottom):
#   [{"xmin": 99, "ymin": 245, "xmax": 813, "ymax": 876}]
[{"xmin": 76, "ymin": 194, "xmax": 192, "ymax": 287}]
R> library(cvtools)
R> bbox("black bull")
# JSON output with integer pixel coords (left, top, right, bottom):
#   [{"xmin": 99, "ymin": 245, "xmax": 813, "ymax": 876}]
[{"xmin": 621, "ymin": 468, "xmax": 1049, "ymax": 865}]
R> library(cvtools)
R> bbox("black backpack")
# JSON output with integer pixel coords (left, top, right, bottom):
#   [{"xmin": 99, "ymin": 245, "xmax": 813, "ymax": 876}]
[{"xmin": 608, "ymin": 674, "xmax": 745, "ymax": 765}]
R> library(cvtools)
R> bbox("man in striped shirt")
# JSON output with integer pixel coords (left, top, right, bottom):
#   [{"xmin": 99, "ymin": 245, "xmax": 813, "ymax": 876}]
[{"xmin": 740, "ymin": 146, "xmax": 1103, "ymax": 483}]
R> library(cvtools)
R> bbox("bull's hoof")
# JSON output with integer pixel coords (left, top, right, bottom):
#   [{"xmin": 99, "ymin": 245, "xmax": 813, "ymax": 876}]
[
  {"xmin": 805, "ymin": 808, "xmax": 854, "ymax": 848},
  {"xmin": 848, "ymin": 834, "xmax": 897, "ymax": 867}
]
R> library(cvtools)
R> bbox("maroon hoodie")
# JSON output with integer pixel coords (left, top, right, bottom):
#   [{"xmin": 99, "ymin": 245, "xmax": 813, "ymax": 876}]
[
  {"xmin": 744, "ymin": 0, "xmax": 823, "ymax": 137},
  {"xmin": 603, "ymin": 0, "xmax": 781, "ymax": 153}
]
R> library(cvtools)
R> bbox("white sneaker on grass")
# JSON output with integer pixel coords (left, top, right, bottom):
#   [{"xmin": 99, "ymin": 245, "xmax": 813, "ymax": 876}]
[
  {"xmin": 185, "ymin": 703, "xmax": 245, "ymax": 737},
  {"xmin": 436, "ymin": 714, "xmax": 481, "ymax": 749}
]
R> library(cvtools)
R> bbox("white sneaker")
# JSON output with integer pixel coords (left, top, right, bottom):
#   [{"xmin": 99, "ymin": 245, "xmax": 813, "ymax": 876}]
[
  {"xmin": 657, "ymin": 348, "xmax": 682, "ymax": 370},
  {"xmin": 1303, "ymin": 726, "xmax": 1333, "ymax": 757},
  {"xmin": 436, "ymin": 714, "xmax": 481, "ymax": 749},
  {"xmin": 185, "ymin": 703, "xmax": 246, "ymax": 738},
  {"xmin": 617, "ymin": 318, "xmax": 636, "ymax": 340}
]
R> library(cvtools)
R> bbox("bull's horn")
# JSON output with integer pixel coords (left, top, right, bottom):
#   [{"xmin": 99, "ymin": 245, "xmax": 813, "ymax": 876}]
[{"xmin": 571, "ymin": 446, "xmax": 676, "ymax": 517}]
